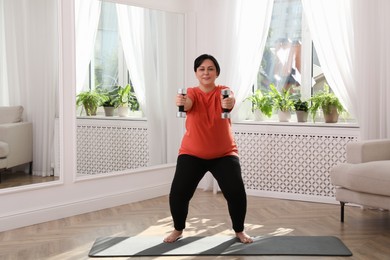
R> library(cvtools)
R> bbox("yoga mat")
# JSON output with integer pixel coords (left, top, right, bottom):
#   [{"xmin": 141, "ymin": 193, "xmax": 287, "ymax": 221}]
[{"xmin": 89, "ymin": 236, "xmax": 352, "ymax": 257}]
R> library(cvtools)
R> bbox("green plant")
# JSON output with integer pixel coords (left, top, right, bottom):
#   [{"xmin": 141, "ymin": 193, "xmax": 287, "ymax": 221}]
[
  {"xmin": 114, "ymin": 84, "xmax": 139, "ymax": 111},
  {"xmin": 294, "ymin": 99, "xmax": 309, "ymax": 112},
  {"xmin": 269, "ymin": 84, "xmax": 297, "ymax": 112},
  {"xmin": 76, "ymin": 90, "xmax": 108, "ymax": 116},
  {"xmin": 245, "ymin": 89, "xmax": 274, "ymax": 117},
  {"xmin": 308, "ymin": 83, "xmax": 344, "ymax": 122},
  {"xmin": 98, "ymin": 86, "xmax": 119, "ymax": 107}
]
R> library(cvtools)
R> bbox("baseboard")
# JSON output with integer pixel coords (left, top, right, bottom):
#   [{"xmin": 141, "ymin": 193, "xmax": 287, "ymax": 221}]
[
  {"xmin": 0, "ymin": 183, "xmax": 170, "ymax": 232},
  {"xmin": 246, "ymin": 189, "xmax": 338, "ymax": 204}
]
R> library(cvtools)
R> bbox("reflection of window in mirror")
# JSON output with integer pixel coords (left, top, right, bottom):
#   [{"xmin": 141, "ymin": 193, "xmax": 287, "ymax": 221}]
[
  {"xmin": 76, "ymin": 1, "xmax": 142, "ymax": 118},
  {"xmin": 75, "ymin": 1, "xmax": 185, "ymax": 177}
]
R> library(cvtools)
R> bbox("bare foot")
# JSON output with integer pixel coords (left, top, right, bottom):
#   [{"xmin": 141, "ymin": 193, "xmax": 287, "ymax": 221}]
[
  {"xmin": 163, "ymin": 230, "xmax": 183, "ymax": 243},
  {"xmin": 236, "ymin": 231, "xmax": 253, "ymax": 244}
]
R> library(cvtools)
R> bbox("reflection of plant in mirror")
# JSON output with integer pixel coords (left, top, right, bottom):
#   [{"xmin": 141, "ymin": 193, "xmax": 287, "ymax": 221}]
[
  {"xmin": 114, "ymin": 84, "xmax": 139, "ymax": 111},
  {"xmin": 76, "ymin": 90, "xmax": 108, "ymax": 116},
  {"xmin": 97, "ymin": 86, "xmax": 119, "ymax": 108}
]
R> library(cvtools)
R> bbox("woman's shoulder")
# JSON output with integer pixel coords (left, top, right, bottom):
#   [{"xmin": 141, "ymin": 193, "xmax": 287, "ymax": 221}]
[
  {"xmin": 187, "ymin": 86, "xmax": 199, "ymax": 95},
  {"xmin": 217, "ymin": 85, "xmax": 230, "ymax": 90}
]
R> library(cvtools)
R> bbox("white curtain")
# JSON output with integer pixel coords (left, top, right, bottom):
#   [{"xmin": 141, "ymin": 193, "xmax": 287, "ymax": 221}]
[
  {"xmin": 75, "ymin": 0, "xmax": 101, "ymax": 93},
  {"xmin": 224, "ymin": 0, "xmax": 274, "ymax": 122},
  {"xmin": 303, "ymin": 0, "xmax": 390, "ymax": 139},
  {"xmin": 352, "ymin": 0, "xmax": 390, "ymax": 139},
  {"xmin": 0, "ymin": 0, "xmax": 8, "ymax": 105},
  {"xmin": 302, "ymin": 0, "xmax": 356, "ymax": 118},
  {"xmin": 117, "ymin": 5, "xmax": 183, "ymax": 166},
  {"xmin": 1, "ymin": 0, "xmax": 58, "ymax": 176},
  {"xmin": 115, "ymin": 6, "xmax": 146, "ymax": 111}
]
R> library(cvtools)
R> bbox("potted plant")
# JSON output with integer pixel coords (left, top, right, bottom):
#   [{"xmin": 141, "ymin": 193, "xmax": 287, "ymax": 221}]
[
  {"xmin": 245, "ymin": 89, "xmax": 273, "ymax": 120},
  {"xmin": 102, "ymin": 96, "xmax": 116, "ymax": 116},
  {"xmin": 308, "ymin": 83, "xmax": 345, "ymax": 123},
  {"xmin": 113, "ymin": 84, "xmax": 138, "ymax": 117},
  {"xmin": 99, "ymin": 87, "xmax": 119, "ymax": 116},
  {"xmin": 269, "ymin": 84, "xmax": 296, "ymax": 122},
  {"xmin": 76, "ymin": 90, "xmax": 108, "ymax": 116},
  {"xmin": 294, "ymin": 99, "xmax": 309, "ymax": 122}
]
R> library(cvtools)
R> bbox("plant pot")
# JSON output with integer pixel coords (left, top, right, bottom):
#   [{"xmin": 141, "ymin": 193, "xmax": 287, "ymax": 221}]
[
  {"xmin": 128, "ymin": 110, "xmax": 143, "ymax": 118},
  {"xmin": 117, "ymin": 106, "xmax": 129, "ymax": 117},
  {"xmin": 296, "ymin": 111, "xmax": 308, "ymax": 122},
  {"xmin": 278, "ymin": 111, "xmax": 291, "ymax": 122},
  {"xmin": 254, "ymin": 110, "xmax": 264, "ymax": 121},
  {"xmin": 103, "ymin": 106, "xmax": 115, "ymax": 116},
  {"xmin": 323, "ymin": 106, "xmax": 339, "ymax": 123},
  {"xmin": 84, "ymin": 104, "xmax": 97, "ymax": 116}
]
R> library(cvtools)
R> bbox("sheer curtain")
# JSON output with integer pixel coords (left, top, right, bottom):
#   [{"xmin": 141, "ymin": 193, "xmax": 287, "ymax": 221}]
[
  {"xmin": 223, "ymin": 0, "xmax": 274, "ymax": 122},
  {"xmin": 303, "ymin": 0, "xmax": 390, "ymax": 139},
  {"xmin": 302, "ymin": 0, "xmax": 356, "ymax": 118},
  {"xmin": 117, "ymin": 5, "xmax": 183, "ymax": 166},
  {"xmin": 1, "ymin": 0, "xmax": 58, "ymax": 176},
  {"xmin": 75, "ymin": 0, "xmax": 101, "ymax": 93},
  {"xmin": 352, "ymin": 0, "xmax": 390, "ymax": 139},
  {"xmin": 0, "ymin": 0, "xmax": 8, "ymax": 105}
]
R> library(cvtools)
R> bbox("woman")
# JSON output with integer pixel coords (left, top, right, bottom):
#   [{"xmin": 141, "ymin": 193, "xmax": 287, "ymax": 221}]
[{"xmin": 164, "ymin": 54, "xmax": 253, "ymax": 244}]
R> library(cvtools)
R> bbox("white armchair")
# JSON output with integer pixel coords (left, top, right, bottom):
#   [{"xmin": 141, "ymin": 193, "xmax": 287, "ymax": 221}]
[
  {"xmin": 0, "ymin": 106, "xmax": 33, "ymax": 180},
  {"xmin": 330, "ymin": 139, "xmax": 390, "ymax": 222}
]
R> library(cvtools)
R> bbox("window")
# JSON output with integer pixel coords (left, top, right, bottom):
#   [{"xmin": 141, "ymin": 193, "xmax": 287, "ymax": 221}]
[
  {"xmin": 246, "ymin": 0, "xmax": 354, "ymax": 123},
  {"xmin": 82, "ymin": 2, "xmax": 140, "ymax": 115}
]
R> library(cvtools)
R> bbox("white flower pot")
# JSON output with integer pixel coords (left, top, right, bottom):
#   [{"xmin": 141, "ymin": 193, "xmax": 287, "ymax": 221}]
[
  {"xmin": 118, "ymin": 106, "xmax": 129, "ymax": 117},
  {"xmin": 278, "ymin": 111, "xmax": 291, "ymax": 122}
]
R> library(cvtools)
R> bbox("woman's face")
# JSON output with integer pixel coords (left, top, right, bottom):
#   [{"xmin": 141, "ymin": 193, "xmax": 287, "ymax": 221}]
[{"xmin": 195, "ymin": 59, "xmax": 218, "ymax": 86}]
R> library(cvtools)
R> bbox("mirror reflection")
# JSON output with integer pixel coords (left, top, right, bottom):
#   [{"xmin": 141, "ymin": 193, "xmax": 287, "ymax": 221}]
[
  {"xmin": 75, "ymin": 1, "xmax": 184, "ymax": 176},
  {"xmin": 0, "ymin": 0, "xmax": 60, "ymax": 189}
]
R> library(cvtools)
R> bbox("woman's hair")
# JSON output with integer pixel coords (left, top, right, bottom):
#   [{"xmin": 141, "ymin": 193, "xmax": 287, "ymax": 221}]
[{"xmin": 194, "ymin": 54, "xmax": 220, "ymax": 76}]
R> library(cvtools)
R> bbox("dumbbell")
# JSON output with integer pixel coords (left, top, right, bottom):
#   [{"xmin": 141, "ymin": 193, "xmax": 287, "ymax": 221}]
[
  {"xmin": 176, "ymin": 88, "xmax": 187, "ymax": 118},
  {"xmin": 221, "ymin": 89, "xmax": 231, "ymax": 119}
]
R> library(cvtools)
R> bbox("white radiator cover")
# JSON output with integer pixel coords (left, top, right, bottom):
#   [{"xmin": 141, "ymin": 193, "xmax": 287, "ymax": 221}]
[
  {"xmin": 232, "ymin": 123, "xmax": 359, "ymax": 201},
  {"xmin": 75, "ymin": 119, "xmax": 359, "ymax": 202},
  {"xmin": 77, "ymin": 118, "xmax": 149, "ymax": 175}
]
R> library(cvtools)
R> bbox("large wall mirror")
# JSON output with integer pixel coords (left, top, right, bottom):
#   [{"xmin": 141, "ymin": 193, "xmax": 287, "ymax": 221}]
[
  {"xmin": 0, "ymin": 0, "xmax": 61, "ymax": 191},
  {"xmin": 74, "ymin": 0, "xmax": 184, "ymax": 178}
]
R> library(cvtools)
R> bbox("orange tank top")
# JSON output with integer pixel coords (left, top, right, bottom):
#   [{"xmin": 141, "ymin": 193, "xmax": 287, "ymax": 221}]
[{"xmin": 178, "ymin": 86, "xmax": 238, "ymax": 159}]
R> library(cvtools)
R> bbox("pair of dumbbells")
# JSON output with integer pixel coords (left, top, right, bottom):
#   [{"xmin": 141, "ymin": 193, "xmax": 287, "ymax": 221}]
[{"xmin": 176, "ymin": 89, "xmax": 230, "ymax": 119}]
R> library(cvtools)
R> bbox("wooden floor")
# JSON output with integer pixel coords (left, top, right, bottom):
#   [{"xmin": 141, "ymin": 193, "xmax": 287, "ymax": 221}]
[
  {"xmin": 0, "ymin": 171, "xmax": 58, "ymax": 189},
  {"xmin": 0, "ymin": 190, "xmax": 389, "ymax": 260}
]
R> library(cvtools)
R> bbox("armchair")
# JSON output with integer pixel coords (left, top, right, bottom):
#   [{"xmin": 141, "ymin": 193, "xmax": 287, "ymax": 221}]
[
  {"xmin": 330, "ymin": 139, "xmax": 390, "ymax": 222},
  {"xmin": 0, "ymin": 106, "xmax": 33, "ymax": 179}
]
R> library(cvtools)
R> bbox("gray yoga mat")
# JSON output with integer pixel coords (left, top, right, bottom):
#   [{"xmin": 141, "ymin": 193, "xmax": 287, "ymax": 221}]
[{"xmin": 89, "ymin": 235, "xmax": 352, "ymax": 257}]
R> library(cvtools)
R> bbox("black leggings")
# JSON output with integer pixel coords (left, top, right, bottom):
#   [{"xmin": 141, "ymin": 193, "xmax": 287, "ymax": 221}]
[{"xmin": 169, "ymin": 154, "xmax": 247, "ymax": 232}]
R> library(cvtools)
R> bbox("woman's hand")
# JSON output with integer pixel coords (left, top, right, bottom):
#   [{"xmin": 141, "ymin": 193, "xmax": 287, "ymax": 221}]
[
  {"xmin": 221, "ymin": 95, "xmax": 235, "ymax": 110},
  {"xmin": 176, "ymin": 94, "xmax": 193, "ymax": 111},
  {"xmin": 176, "ymin": 94, "xmax": 186, "ymax": 107}
]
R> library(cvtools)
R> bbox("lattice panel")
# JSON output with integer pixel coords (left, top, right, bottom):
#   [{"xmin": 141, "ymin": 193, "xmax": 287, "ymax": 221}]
[
  {"xmin": 77, "ymin": 125, "xmax": 149, "ymax": 175},
  {"xmin": 234, "ymin": 131, "xmax": 358, "ymax": 197}
]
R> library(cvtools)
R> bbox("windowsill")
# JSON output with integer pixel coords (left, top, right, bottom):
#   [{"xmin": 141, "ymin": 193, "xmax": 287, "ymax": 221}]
[
  {"xmin": 234, "ymin": 120, "xmax": 359, "ymax": 128},
  {"xmin": 76, "ymin": 115, "xmax": 146, "ymax": 121}
]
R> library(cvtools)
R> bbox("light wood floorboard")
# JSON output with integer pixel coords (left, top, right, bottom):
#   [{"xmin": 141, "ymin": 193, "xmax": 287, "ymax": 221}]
[
  {"xmin": 0, "ymin": 190, "xmax": 389, "ymax": 260},
  {"xmin": 0, "ymin": 171, "xmax": 58, "ymax": 189}
]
